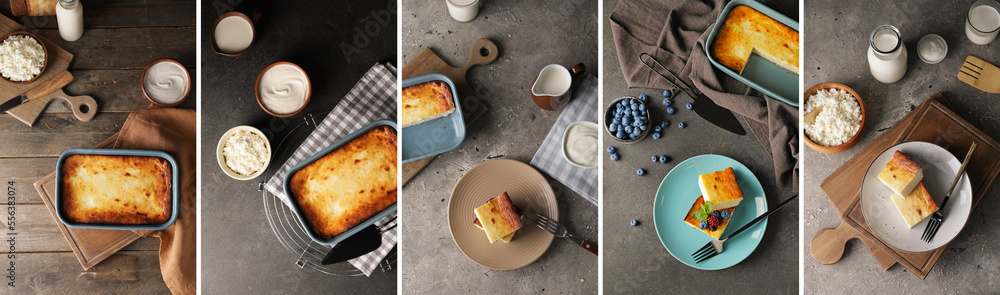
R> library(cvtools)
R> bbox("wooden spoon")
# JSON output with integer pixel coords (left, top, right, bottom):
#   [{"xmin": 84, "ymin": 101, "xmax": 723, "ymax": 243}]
[{"xmin": 804, "ymin": 106, "xmax": 823, "ymax": 124}]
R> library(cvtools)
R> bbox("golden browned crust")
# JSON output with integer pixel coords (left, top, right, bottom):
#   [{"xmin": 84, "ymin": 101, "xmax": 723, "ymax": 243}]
[
  {"xmin": 890, "ymin": 181, "xmax": 939, "ymax": 228},
  {"xmin": 878, "ymin": 150, "xmax": 923, "ymax": 194},
  {"xmin": 699, "ymin": 167, "xmax": 744, "ymax": 209},
  {"xmin": 401, "ymin": 81, "xmax": 455, "ymax": 128},
  {"xmin": 683, "ymin": 196, "xmax": 735, "ymax": 240},
  {"xmin": 290, "ymin": 126, "xmax": 398, "ymax": 239},
  {"xmin": 60, "ymin": 154, "xmax": 172, "ymax": 225},
  {"xmin": 712, "ymin": 5, "xmax": 799, "ymax": 74},
  {"xmin": 473, "ymin": 192, "xmax": 524, "ymax": 243}
]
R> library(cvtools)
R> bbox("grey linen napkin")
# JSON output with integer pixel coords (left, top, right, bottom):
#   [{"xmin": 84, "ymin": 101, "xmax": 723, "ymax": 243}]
[
  {"xmin": 610, "ymin": 0, "xmax": 799, "ymax": 192},
  {"xmin": 263, "ymin": 62, "xmax": 397, "ymax": 276},
  {"xmin": 530, "ymin": 75, "xmax": 600, "ymax": 206}
]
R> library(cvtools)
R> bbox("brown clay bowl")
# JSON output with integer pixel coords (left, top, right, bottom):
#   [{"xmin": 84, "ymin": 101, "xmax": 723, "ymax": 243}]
[{"xmin": 802, "ymin": 82, "xmax": 867, "ymax": 154}]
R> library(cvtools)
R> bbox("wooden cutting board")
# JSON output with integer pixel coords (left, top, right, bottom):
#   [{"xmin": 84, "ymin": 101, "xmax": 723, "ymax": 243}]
[
  {"xmin": 400, "ymin": 38, "xmax": 498, "ymax": 184},
  {"xmin": 32, "ymin": 133, "xmax": 143, "ymax": 270},
  {"xmin": 0, "ymin": 13, "xmax": 73, "ymax": 103},
  {"xmin": 810, "ymin": 93, "xmax": 1000, "ymax": 279}
]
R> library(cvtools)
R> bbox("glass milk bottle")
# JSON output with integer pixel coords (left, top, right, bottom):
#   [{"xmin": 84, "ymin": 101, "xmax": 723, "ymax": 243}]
[
  {"xmin": 966, "ymin": 0, "xmax": 1000, "ymax": 45},
  {"xmin": 56, "ymin": 0, "xmax": 84, "ymax": 42},
  {"xmin": 867, "ymin": 25, "xmax": 907, "ymax": 84}
]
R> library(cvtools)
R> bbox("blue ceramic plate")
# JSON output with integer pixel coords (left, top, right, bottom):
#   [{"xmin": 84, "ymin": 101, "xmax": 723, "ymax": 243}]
[
  {"xmin": 653, "ymin": 154, "xmax": 768, "ymax": 270},
  {"xmin": 401, "ymin": 74, "xmax": 466, "ymax": 163}
]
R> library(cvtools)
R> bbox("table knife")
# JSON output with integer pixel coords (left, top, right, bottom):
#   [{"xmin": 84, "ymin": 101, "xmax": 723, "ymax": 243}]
[
  {"xmin": 0, "ymin": 70, "xmax": 73, "ymax": 113},
  {"xmin": 639, "ymin": 53, "xmax": 746, "ymax": 136},
  {"xmin": 321, "ymin": 224, "xmax": 383, "ymax": 265}
]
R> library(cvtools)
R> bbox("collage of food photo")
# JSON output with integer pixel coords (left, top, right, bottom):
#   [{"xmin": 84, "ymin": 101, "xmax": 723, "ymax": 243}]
[{"xmin": 0, "ymin": 0, "xmax": 998, "ymax": 294}]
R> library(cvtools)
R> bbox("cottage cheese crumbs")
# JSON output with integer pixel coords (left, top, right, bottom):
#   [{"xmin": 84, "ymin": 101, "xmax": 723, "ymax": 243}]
[
  {"xmin": 0, "ymin": 34, "xmax": 45, "ymax": 82},
  {"xmin": 223, "ymin": 130, "xmax": 269, "ymax": 176},
  {"xmin": 804, "ymin": 89, "xmax": 862, "ymax": 147}
]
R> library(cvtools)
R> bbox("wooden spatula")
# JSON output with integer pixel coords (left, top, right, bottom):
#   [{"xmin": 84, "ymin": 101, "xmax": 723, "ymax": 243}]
[
  {"xmin": 804, "ymin": 106, "xmax": 823, "ymax": 124},
  {"xmin": 958, "ymin": 55, "xmax": 1000, "ymax": 93}
]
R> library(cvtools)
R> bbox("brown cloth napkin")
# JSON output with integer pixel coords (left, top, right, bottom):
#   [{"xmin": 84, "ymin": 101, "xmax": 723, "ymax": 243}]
[
  {"xmin": 610, "ymin": 0, "xmax": 799, "ymax": 192},
  {"xmin": 114, "ymin": 108, "xmax": 196, "ymax": 295}
]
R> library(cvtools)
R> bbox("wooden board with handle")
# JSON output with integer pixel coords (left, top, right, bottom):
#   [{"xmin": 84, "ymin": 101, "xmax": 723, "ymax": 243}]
[
  {"xmin": 811, "ymin": 93, "xmax": 1000, "ymax": 279},
  {"xmin": 6, "ymin": 71, "xmax": 98, "ymax": 126},
  {"xmin": 32, "ymin": 132, "xmax": 143, "ymax": 270},
  {"xmin": 0, "ymin": 13, "xmax": 73, "ymax": 100},
  {"xmin": 401, "ymin": 38, "xmax": 499, "ymax": 184}
]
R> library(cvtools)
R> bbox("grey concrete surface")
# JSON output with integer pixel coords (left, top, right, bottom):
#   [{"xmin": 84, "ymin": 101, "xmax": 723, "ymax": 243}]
[
  {"xmin": 804, "ymin": 0, "xmax": 1000, "ymax": 293},
  {"xmin": 601, "ymin": 0, "xmax": 799, "ymax": 293},
  {"xmin": 200, "ymin": 1, "xmax": 397, "ymax": 293},
  {"xmin": 400, "ymin": 0, "xmax": 599, "ymax": 293}
]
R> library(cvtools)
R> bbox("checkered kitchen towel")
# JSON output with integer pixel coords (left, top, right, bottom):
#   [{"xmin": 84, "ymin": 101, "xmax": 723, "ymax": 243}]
[
  {"xmin": 530, "ymin": 75, "xmax": 599, "ymax": 206},
  {"xmin": 264, "ymin": 62, "xmax": 397, "ymax": 276}
]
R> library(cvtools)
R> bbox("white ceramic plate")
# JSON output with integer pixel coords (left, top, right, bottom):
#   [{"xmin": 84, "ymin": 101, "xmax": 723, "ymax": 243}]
[{"xmin": 860, "ymin": 141, "xmax": 972, "ymax": 252}]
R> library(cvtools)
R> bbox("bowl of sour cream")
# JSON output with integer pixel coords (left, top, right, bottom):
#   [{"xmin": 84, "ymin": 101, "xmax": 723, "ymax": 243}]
[
  {"xmin": 255, "ymin": 61, "xmax": 311, "ymax": 117},
  {"xmin": 141, "ymin": 59, "xmax": 191, "ymax": 107},
  {"xmin": 562, "ymin": 121, "xmax": 600, "ymax": 168}
]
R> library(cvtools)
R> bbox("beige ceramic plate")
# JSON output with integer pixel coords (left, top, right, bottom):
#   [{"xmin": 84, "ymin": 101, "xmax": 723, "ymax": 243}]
[{"xmin": 448, "ymin": 159, "xmax": 558, "ymax": 270}]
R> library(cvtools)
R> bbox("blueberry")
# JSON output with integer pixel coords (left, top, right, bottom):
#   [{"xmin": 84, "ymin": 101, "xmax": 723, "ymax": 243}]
[
  {"xmin": 610, "ymin": 153, "xmax": 620, "ymax": 161},
  {"xmin": 659, "ymin": 155, "xmax": 668, "ymax": 163},
  {"xmin": 666, "ymin": 106, "xmax": 676, "ymax": 115},
  {"xmin": 638, "ymin": 124, "xmax": 646, "ymax": 131},
  {"xmin": 720, "ymin": 210, "xmax": 730, "ymax": 219},
  {"xmin": 662, "ymin": 89, "xmax": 672, "ymax": 98},
  {"xmin": 612, "ymin": 117, "xmax": 621, "ymax": 125},
  {"xmin": 624, "ymin": 126, "xmax": 633, "ymax": 133},
  {"xmin": 631, "ymin": 130, "xmax": 641, "ymax": 138},
  {"xmin": 638, "ymin": 103, "xmax": 646, "ymax": 111},
  {"xmin": 631, "ymin": 110, "xmax": 639, "ymax": 117},
  {"xmin": 630, "ymin": 219, "xmax": 639, "ymax": 227},
  {"xmin": 630, "ymin": 103, "xmax": 639, "ymax": 110},
  {"xmin": 678, "ymin": 122, "xmax": 686, "ymax": 129},
  {"xmin": 686, "ymin": 102, "xmax": 694, "ymax": 110},
  {"xmin": 616, "ymin": 130, "xmax": 625, "ymax": 138},
  {"xmin": 606, "ymin": 146, "xmax": 616, "ymax": 154},
  {"xmin": 609, "ymin": 124, "xmax": 618, "ymax": 133},
  {"xmin": 639, "ymin": 94, "xmax": 649, "ymax": 102},
  {"xmin": 651, "ymin": 155, "xmax": 659, "ymax": 162},
  {"xmin": 712, "ymin": 211, "xmax": 721, "ymax": 218},
  {"xmin": 636, "ymin": 168, "xmax": 646, "ymax": 176},
  {"xmin": 652, "ymin": 132, "xmax": 661, "ymax": 140},
  {"xmin": 653, "ymin": 125, "xmax": 662, "ymax": 133},
  {"xmin": 662, "ymin": 98, "xmax": 673, "ymax": 107},
  {"xmin": 660, "ymin": 120, "xmax": 670, "ymax": 128},
  {"xmin": 622, "ymin": 117, "xmax": 631, "ymax": 125},
  {"xmin": 699, "ymin": 220, "xmax": 708, "ymax": 230}
]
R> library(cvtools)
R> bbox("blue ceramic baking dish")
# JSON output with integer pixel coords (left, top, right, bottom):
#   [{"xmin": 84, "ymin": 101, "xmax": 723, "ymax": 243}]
[
  {"xmin": 401, "ymin": 73, "xmax": 466, "ymax": 163},
  {"xmin": 705, "ymin": 0, "xmax": 800, "ymax": 107},
  {"xmin": 55, "ymin": 148, "xmax": 180, "ymax": 230},
  {"xmin": 283, "ymin": 119, "xmax": 398, "ymax": 246}
]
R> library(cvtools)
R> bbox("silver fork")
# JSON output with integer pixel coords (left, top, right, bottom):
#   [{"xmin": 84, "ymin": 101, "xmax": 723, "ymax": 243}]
[
  {"xmin": 533, "ymin": 214, "xmax": 598, "ymax": 256},
  {"xmin": 692, "ymin": 194, "xmax": 798, "ymax": 264},
  {"xmin": 922, "ymin": 142, "xmax": 977, "ymax": 242}
]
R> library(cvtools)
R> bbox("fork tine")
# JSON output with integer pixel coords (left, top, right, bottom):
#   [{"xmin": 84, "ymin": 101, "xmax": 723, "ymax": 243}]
[
  {"xmin": 923, "ymin": 220, "xmax": 940, "ymax": 242},
  {"xmin": 691, "ymin": 242, "xmax": 712, "ymax": 257},
  {"xmin": 695, "ymin": 251, "xmax": 719, "ymax": 264}
]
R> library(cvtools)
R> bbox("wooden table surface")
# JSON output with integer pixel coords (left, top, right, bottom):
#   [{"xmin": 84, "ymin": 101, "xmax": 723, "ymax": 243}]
[{"xmin": 0, "ymin": 1, "xmax": 194, "ymax": 293}]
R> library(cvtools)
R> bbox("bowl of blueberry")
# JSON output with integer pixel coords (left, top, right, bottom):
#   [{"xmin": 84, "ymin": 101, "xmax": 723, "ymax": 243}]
[{"xmin": 605, "ymin": 96, "xmax": 650, "ymax": 144}]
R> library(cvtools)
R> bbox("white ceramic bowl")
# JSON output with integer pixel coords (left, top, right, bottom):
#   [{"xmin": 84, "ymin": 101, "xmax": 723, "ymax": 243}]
[
  {"xmin": 216, "ymin": 125, "xmax": 272, "ymax": 180},
  {"xmin": 561, "ymin": 121, "xmax": 600, "ymax": 168}
]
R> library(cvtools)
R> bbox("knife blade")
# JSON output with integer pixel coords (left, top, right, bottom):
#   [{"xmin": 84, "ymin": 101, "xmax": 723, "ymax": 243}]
[
  {"xmin": 638, "ymin": 53, "xmax": 746, "ymax": 136},
  {"xmin": 0, "ymin": 71, "xmax": 74, "ymax": 114},
  {"xmin": 691, "ymin": 92, "xmax": 747, "ymax": 136}
]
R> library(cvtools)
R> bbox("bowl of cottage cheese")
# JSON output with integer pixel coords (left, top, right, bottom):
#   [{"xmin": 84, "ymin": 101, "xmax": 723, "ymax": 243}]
[
  {"xmin": 803, "ymin": 82, "xmax": 866, "ymax": 154},
  {"xmin": 0, "ymin": 31, "xmax": 47, "ymax": 84},
  {"xmin": 217, "ymin": 125, "xmax": 272, "ymax": 180}
]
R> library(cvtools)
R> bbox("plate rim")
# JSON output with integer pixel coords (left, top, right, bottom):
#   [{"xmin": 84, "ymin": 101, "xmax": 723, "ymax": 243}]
[
  {"xmin": 652, "ymin": 154, "xmax": 769, "ymax": 270},
  {"xmin": 860, "ymin": 141, "xmax": 973, "ymax": 253},
  {"xmin": 446, "ymin": 158, "xmax": 557, "ymax": 270}
]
